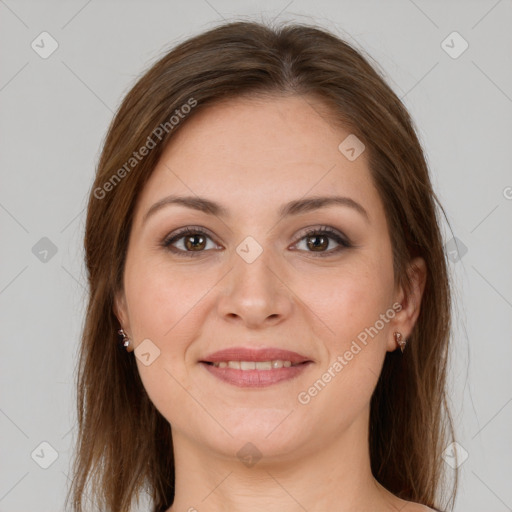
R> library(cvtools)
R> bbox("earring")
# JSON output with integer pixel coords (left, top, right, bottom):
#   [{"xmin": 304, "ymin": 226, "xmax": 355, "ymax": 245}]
[
  {"xmin": 118, "ymin": 328, "xmax": 131, "ymax": 350},
  {"xmin": 394, "ymin": 331, "xmax": 407, "ymax": 353}
]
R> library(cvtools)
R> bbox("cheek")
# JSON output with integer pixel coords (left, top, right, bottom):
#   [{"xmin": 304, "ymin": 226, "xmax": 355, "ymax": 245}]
[
  {"xmin": 300, "ymin": 257, "xmax": 394, "ymax": 346},
  {"xmin": 294, "ymin": 254, "xmax": 394, "ymax": 405},
  {"xmin": 124, "ymin": 256, "xmax": 209, "ymax": 343},
  {"xmin": 123, "ymin": 258, "xmax": 212, "ymax": 422}
]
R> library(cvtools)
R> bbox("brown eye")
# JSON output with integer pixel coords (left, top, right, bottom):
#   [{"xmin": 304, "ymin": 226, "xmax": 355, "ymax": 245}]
[
  {"xmin": 306, "ymin": 233, "xmax": 330, "ymax": 252},
  {"xmin": 183, "ymin": 233, "xmax": 207, "ymax": 251},
  {"xmin": 293, "ymin": 226, "xmax": 351, "ymax": 257},
  {"xmin": 163, "ymin": 226, "xmax": 219, "ymax": 257}
]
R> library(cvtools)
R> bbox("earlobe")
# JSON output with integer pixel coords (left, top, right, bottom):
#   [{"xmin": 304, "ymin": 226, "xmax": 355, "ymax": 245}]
[{"xmin": 113, "ymin": 291, "xmax": 134, "ymax": 352}]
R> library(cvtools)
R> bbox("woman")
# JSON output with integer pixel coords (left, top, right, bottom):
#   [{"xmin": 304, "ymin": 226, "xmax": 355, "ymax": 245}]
[{"xmin": 67, "ymin": 20, "xmax": 458, "ymax": 512}]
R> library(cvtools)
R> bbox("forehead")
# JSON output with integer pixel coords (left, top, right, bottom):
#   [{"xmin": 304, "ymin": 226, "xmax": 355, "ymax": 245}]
[{"xmin": 133, "ymin": 95, "xmax": 382, "ymax": 223}]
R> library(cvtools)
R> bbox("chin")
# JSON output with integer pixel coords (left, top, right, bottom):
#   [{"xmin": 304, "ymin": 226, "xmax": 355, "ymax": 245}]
[
  {"xmin": 210, "ymin": 432, "xmax": 303, "ymax": 467},
  {"xmin": 181, "ymin": 410, "xmax": 307, "ymax": 462}
]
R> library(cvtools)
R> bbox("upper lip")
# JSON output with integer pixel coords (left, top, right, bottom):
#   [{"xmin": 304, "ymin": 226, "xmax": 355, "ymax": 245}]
[{"xmin": 201, "ymin": 347, "xmax": 311, "ymax": 364}]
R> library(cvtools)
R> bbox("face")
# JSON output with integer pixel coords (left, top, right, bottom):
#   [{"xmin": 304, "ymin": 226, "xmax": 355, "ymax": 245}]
[{"xmin": 114, "ymin": 94, "xmax": 424, "ymax": 461}]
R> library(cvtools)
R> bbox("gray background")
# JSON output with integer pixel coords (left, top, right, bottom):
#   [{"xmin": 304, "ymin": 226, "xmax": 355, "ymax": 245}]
[{"xmin": 1, "ymin": 0, "xmax": 511, "ymax": 511}]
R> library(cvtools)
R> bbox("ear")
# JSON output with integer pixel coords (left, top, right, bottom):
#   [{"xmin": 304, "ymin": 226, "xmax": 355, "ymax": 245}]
[
  {"xmin": 114, "ymin": 289, "xmax": 134, "ymax": 352},
  {"xmin": 113, "ymin": 288, "xmax": 130, "ymax": 335},
  {"xmin": 387, "ymin": 256, "xmax": 427, "ymax": 352}
]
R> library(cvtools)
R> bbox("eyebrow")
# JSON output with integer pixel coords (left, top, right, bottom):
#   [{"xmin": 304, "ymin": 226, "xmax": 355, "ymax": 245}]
[{"xmin": 142, "ymin": 194, "xmax": 370, "ymax": 225}]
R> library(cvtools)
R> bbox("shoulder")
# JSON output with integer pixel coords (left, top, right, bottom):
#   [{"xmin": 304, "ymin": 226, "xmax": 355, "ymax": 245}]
[
  {"xmin": 375, "ymin": 481, "xmax": 439, "ymax": 512},
  {"xmin": 393, "ymin": 498, "xmax": 439, "ymax": 512},
  {"xmin": 402, "ymin": 503, "xmax": 438, "ymax": 512}
]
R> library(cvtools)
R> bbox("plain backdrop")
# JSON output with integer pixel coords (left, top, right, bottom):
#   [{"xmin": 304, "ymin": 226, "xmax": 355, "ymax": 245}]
[{"xmin": 1, "ymin": 0, "xmax": 511, "ymax": 511}]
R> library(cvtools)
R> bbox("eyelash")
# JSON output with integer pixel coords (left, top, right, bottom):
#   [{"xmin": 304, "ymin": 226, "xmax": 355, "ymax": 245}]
[{"xmin": 162, "ymin": 225, "xmax": 351, "ymax": 258}]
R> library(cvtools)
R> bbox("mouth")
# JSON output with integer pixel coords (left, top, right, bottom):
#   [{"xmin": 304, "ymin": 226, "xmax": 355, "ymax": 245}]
[
  {"xmin": 199, "ymin": 347, "xmax": 313, "ymax": 388},
  {"xmin": 203, "ymin": 360, "xmax": 305, "ymax": 369}
]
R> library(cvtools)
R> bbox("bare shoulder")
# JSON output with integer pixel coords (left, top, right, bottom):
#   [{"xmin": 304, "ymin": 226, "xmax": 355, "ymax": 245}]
[
  {"xmin": 401, "ymin": 503, "xmax": 438, "ymax": 512},
  {"xmin": 375, "ymin": 481, "xmax": 438, "ymax": 512},
  {"xmin": 378, "ymin": 484, "xmax": 439, "ymax": 512},
  {"xmin": 393, "ymin": 497, "xmax": 438, "ymax": 512}
]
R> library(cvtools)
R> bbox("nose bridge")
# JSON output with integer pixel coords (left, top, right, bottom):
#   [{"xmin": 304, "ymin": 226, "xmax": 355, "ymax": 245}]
[
  {"xmin": 217, "ymin": 233, "xmax": 292, "ymax": 325},
  {"xmin": 236, "ymin": 236, "xmax": 274, "ymax": 289}
]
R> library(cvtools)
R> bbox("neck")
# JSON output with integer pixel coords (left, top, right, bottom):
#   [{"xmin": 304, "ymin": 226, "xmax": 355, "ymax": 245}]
[{"xmin": 166, "ymin": 405, "xmax": 398, "ymax": 512}]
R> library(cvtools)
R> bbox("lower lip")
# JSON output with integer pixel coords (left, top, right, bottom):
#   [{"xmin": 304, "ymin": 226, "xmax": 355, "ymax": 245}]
[{"xmin": 200, "ymin": 362, "xmax": 312, "ymax": 388}]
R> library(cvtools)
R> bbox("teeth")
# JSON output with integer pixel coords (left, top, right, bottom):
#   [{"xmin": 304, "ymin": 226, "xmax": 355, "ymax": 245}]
[{"xmin": 212, "ymin": 360, "xmax": 297, "ymax": 370}]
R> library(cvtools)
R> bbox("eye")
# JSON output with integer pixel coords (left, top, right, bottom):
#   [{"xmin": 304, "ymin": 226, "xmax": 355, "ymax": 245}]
[
  {"xmin": 162, "ymin": 225, "xmax": 351, "ymax": 258},
  {"xmin": 292, "ymin": 226, "xmax": 351, "ymax": 257},
  {"xmin": 162, "ymin": 226, "xmax": 220, "ymax": 257}
]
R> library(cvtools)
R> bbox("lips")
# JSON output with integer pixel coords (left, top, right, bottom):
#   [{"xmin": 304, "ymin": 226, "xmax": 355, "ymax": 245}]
[
  {"xmin": 201, "ymin": 347, "xmax": 311, "ymax": 365},
  {"xmin": 199, "ymin": 347, "xmax": 313, "ymax": 388}
]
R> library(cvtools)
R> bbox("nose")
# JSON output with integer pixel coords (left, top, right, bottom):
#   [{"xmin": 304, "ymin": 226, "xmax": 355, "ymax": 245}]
[{"xmin": 216, "ymin": 242, "xmax": 293, "ymax": 329}]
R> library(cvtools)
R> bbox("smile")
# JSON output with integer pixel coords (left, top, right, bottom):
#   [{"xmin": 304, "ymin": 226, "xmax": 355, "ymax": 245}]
[
  {"xmin": 200, "ymin": 360, "xmax": 312, "ymax": 387},
  {"xmin": 209, "ymin": 360, "xmax": 299, "ymax": 369}
]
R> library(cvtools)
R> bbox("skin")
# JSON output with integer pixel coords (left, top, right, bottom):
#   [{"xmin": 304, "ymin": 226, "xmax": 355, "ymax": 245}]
[{"xmin": 114, "ymin": 94, "xmax": 431, "ymax": 511}]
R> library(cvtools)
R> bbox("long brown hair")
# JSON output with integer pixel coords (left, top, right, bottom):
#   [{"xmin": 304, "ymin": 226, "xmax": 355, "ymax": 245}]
[{"xmin": 67, "ymin": 20, "xmax": 458, "ymax": 512}]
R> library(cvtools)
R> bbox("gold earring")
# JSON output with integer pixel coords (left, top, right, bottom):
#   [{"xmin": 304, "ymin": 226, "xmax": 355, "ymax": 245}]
[{"xmin": 394, "ymin": 331, "xmax": 406, "ymax": 353}]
